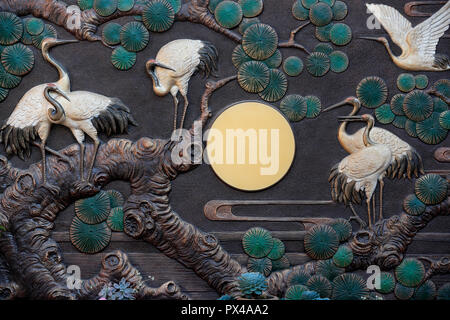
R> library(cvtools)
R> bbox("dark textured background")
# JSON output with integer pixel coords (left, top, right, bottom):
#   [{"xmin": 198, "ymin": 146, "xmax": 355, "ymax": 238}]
[{"xmin": 0, "ymin": 0, "xmax": 449, "ymax": 298}]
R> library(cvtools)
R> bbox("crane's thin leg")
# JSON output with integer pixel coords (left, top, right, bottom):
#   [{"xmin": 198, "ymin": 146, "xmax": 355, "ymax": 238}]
[
  {"xmin": 172, "ymin": 95, "xmax": 178, "ymax": 132},
  {"xmin": 32, "ymin": 142, "xmax": 70, "ymax": 163},
  {"xmin": 87, "ymin": 139, "xmax": 100, "ymax": 181},
  {"xmin": 40, "ymin": 142, "xmax": 47, "ymax": 184},
  {"xmin": 79, "ymin": 143, "xmax": 85, "ymax": 181},
  {"xmin": 179, "ymin": 93, "xmax": 189, "ymax": 130},
  {"xmin": 379, "ymin": 178, "xmax": 384, "ymax": 221},
  {"xmin": 372, "ymin": 196, "xmax": 376, "ymax": 226},
  {"xmin": 348, "ymin": 203, "xmax": 367, "ymax": 229},
  {"xmin": 366, "ymin": 198, "xmax": 372, "ymax": 229}
]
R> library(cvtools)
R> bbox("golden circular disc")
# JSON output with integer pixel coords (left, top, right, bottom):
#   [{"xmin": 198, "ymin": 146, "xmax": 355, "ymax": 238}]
[{"xmin": 206, "ymin": 101, "xmax": 295, "ymax": 191}]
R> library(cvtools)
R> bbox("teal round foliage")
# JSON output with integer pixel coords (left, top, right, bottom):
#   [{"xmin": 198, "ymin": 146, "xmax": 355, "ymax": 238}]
[
  {"xmin": 279, "ymin": 94, "xmax": 307, "ymax": 122},
  {"xmin": 209, "ymin": 0, "xmax": 224, "ymax": 13},
  {"xmin": 242, "ymin": 227, "xmax": 273, "ymax": 258},
  {"xmin": 0, "ymin": 64, "xmax": 21, "ymax": 89},
  {"xmin": 287, "ymin": 269, "xmax": 310, "ymax": 286},
  {"xmin": 262, "ymin": 49, "xmax": 282, "ymax": 68},
  {"xmin": 315, "ymin": 259, "xmax": 344, "ymax": 281},
  {"xmin": 416, "ymin": 112, "xmax": 448, "ymax": 145},
  {"xmin": 439, "ymin": 110, "xmax": 450, "ymax": 129},
  {"xmin": 375, "ymin": 104, "xmax": 395, "ymax": 124},
  {"xmin": 433, "ymin": 79, "xmax": 450, "ymax": 99},
  {"xmin": 376, "ymin": 272, "xmax": 395, "ymax": 294},
  {"xmin": 271, "ymin": 255, "xmax": 290, "ymax": 271},
  {"xmin": 0, "ymin": 87, "xmax": 8, "ymax": 102},
  {"xmin": 332, "ymin": 0, "xmax": 347, "ymax": 20},
  {"xmin": 415, "ymin": 74, "xmax": 428, "ymax": 90},
  {"xmin": 25, "ymin": 18, "xmax": 44, "ymax": 36},
  {"xmin": 305, "ymin": 95, "xmax": 322, "ymax": 118},
  {"xmin": 329, "ymin": 23, "xmax": 352, "ymax": 46},
  {"xmin": 239, "ymin": 17, "xmax": 260, "ymax": 35},
  {"xmin": 267, "ymin": 238, "xmax": 285, "ymax": 260},
  {"xmin": 314, "ymin": 43, "xmax": 333, "ymax": 55},
  {"xmin": 433, "ymin": 98, "xmax": 448, "ymax": 113},
  {"xmin": 292, "ymin": 0, "xmax": 310, "ymax": 21},
  {"xmin": 306, "ymin": 275, "xmax": 332, "ymax": 298},
  {"xmin": 111, "ymin": 46, "xmax": 136, "ymax": 70},
  {"xmin": 94, "ymin": 0, "xmax": 118, "ymax": 17},
  {"xmin": 32, "ymin": 24, "xmax": 57, "ymax": 49},
  {"xmin": 231, "ymin": 45, "xmax": 251, "ymax": 68},
  {"xmin": 403, "ymin": 194, "xmax": 426, "ymax": 216},
  {"xmin": 0, "ymin": 12, "xmax": 23, "ymax": 45},
  {"xmin": 258, "ymin": 69, "xmax": 288, "ymax": 102},
  {"xmin": 329, "ymin": 50, "xmax": 348, "ymax": 73},
  {"xmin": 356, "ymin": 76, "xmax": 388, "ymax": 109},
  {"xmin": 75, "ymin": 191, "xmax": 111, "ymax": 224},
  {"xmin": 392, "ymin": 115, "xmax": 407, "ymax": 129},
  {"xmin": 20, "ymin": 24, "xmax": 33, "ymax": 45},
  {"xmin": 397, "ymin": 73, "xmax": 415, "ymax": 92},
  {"xmin": 78, "ymin": 0, "xmax": 94, "ymax": 10},
  {"xmin": 142, "ymin": 0, "xmax": 175, "ymax": 32},
  {"xmin": 413, "ymin": 280, "xmax": 436, "ymax": 300},
  {"xmin": 390, "ymin": 93, "xmax": 405, "ymax": 115},
  {"xmin": 306, "ymin": 52, "xmax": 330, "ymax": 77},
  {"xmin": 242, "ymin": 23, "xmax": 278, "ymax": 60},
  {"xmin": 165, "ymin": 0, "xmax": 181, "ymax": 13},
  {"xmin": 237, "ymin": 272, "xmax": 267, "ymax": 297},
  {"xmin": 106, "ymin": 189, "xmax": 125, "ymax": 208},
  {"xmin": 1, "ymin": 43, "xmax": 34, "ymax": 76},
  {"xmin": 237, "ymin": 60, "xmax": 270, "ymax": 93},
  {"xmin": 247, "ymin": 257, "xmax": 272, "ymax": 276},
  {"xmin": 283, "ymin": 56, "xmax": 303, "ymax": 76},
  {"xmin": 395, "ymin": 258, "xmax": 425, "ymax": 287},
  {"xmin": 405, "ymin": 119, "xmax": 418, "ymax": 137},
  {"xmin": 120, "ymin": 21, "xmax": 149, "ymax": 52},
  {"xmin": 102, "ymin": 22, "xmax": 122, "ymax": 46},
  {"xmin": 215, "ymin": 1, "xmax": 243, "ymax": 29},
  {"xmin": 395, "ymin": 283, "xmax": 414, "ymax": 300},
  {"xmin": 118, "ymin": 0, "xmax": 135, "ymax": 12},
  {"xmin": 315, "ymin": 23, "xmax": 333, "ymax": 42},
  {"xmin": 300, "ymin": 290, "xmax": 321, "ymax": 300},
  {"xmin": 309, "ymin": 2, "xmax": 333, "ymax": 27},
  {"xmin": 403, "ymin": 90, "xmax": 433, "ymax": 122},
  {"xmin": 302, "ymin": 0, "xmax": 318, "ymax": 9},
  {"xmin": 332, "ymin": 245, "xmax": 353, "ymax": 267},
  {"xmin": 304, "ymin": 224, "xmax": 339, "ymax": 260},
  {"xmin": 70, "ymin": 217, "xmax": 111, "ymax": 254},
  {"xmin": 320, "ymin": 0, "xmax": 335, "ymax": 5},
  {"xmin": 327, "ymin": 218, "xmax": 352, "ymax": 242},
  {"xmin": 107, "ymin": 206, "xmax": 124, "ymax": 231},
  {"xmin": 239, "ymin": 0, "xmax": 263, "ymax": 18},
  {"xmin": 415, "ymin": 173, "xmax": 448, "ymax": 205},
  {"xmin": 332, "ymin": 274, "xmax": 368, "ymax": 300},
  {"xmin": 285, "ymin": 284, "xmax": 309, "ymax": 300},
  {"xmin": 437, "ymin": 283, "xmax": 450, "ymax": 300}
]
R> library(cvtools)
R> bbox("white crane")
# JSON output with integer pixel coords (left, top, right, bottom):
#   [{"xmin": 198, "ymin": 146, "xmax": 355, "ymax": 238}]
[
  {"xmin": 146, "ymin": 39, "xmax": 218, "ymax": 131},
  {"xmin": 323, "ymin": 97, "xmax": 424, "ymax": 182},
  {"xmin": 329, "ymin": 114, "xmax": 392, "ymax": 228},
  {"xmin": 362, "ymin": 2, "xmax": 450, "ymax": 71}
]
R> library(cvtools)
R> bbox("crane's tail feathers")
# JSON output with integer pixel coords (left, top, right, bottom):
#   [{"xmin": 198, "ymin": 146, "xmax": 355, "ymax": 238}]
[
  {"xmin": 433, "ymin": 54, "xmax": 450, "ymax": 70},
  {"xmin": 91, "ymin": 98, "xmax": 138, "ymax": 137},
  {"xmin": 386, "ymin": 149, "xmax": 424, "ymax": 180},
  {"xmin": 197, "ymin": 41, "xmax": 219, "ymax": 78},
  {"xmin": 329, "ymin": 164, "xmax": 364, "ymax": 205},
  {"xmin": 0, "ymin": 123, "xmax": 37, "ymax": 160}
]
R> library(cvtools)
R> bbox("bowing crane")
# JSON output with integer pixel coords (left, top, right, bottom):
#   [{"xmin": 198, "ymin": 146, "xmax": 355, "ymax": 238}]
[
  {"xmin": 146, "ymin": 39, "xmax": 218, "ymax": 131},
  {"xmin": 362, "ymin": 2, "xmax": 450, "ymax": 71},
  {"xmin": 323, "ymin": 97, "xmax": 424, "ymax": 182},
  {"xmin": 329, "ymin": 114, "xmax": 392, "ymax": 228}
]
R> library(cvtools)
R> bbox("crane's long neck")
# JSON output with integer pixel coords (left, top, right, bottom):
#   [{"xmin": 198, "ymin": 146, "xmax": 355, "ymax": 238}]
[
  {"xmin": 383, "ymin": 41, "xmax": 398, "ymax": 61},
  {"xmin": 363, "ymin": 119, "xmax": 376, "ymax": 147},
  {"xmin": 338, "ymin": 103, "xmax": 360, "ymax": 152},
  {"xmin": 44, "ymin": 48, "xmax": 70, "ymax": 92}
]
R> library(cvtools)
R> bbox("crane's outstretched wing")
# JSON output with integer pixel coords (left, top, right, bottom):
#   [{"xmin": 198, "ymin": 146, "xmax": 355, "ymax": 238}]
[
  {"xmin": 407, "ymin": 1, "xmax": 450, "ymax": 61},
  {"xmin": 366, "ymin": 3, "xmax": 412, "ymax": 52}
]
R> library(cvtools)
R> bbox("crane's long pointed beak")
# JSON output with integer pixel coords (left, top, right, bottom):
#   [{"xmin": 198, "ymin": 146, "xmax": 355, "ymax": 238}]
[
  {"xmin": 338, "ymin": 115, "xmax": 363, "ymax": 122},
  {"xmin": 47, "ymin": 86, "xmax": 71, "ymax": 102},
  {"xmin": 146, "ymin": 59, "xmax": 176, "ymax": 72},
  {"xmin": 323, "ymin": 100, "xmax": 348, "ymax": 112},
  {"xmin": 358, "ymin": 36, "xmax": 379, "ymax": 41}
]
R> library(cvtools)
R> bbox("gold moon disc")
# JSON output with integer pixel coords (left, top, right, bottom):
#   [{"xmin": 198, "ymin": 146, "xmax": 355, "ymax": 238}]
[{"xmin": 206, "ymin": 101, "xmax": 296, "ymax": 191}]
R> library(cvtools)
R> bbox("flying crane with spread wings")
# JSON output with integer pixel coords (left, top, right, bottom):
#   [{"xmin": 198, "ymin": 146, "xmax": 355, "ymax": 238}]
[{"xmin": 362, "ymin": 2, "xmax": 450, "ymax": 71}]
